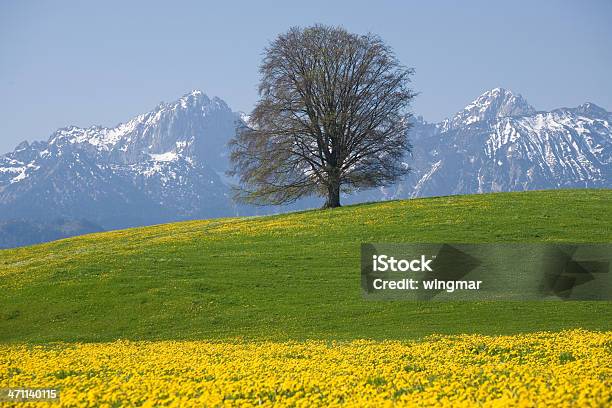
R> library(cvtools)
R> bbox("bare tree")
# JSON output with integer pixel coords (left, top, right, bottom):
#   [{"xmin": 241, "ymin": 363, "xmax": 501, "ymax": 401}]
[{"xmin": 229, "ymin": 24, "xmax": 416, "ymax": 208}]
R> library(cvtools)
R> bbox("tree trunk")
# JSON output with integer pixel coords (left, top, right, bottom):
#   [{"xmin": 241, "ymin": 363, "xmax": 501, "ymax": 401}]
[{"xmin": 323, "ymin": 178, "xmax": 341, "ymax": 208}]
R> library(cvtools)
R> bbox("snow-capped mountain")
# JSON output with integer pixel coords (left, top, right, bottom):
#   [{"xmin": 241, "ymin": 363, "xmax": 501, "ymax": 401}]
[
  {"xmin": 0, "ymin": 91, "xmax": 240, "ymax": 230},
  {"xmin": 398, "ymin": 88, "xmax": 611, "ymax": 198},
  {"xmin": 0, "ymin": 87, "xmax": 610, "ymax": 248}
]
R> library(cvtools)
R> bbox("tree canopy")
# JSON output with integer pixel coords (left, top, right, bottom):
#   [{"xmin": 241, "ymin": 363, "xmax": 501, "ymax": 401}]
[{"xmin": 229, "ymin": 25, "xmax": 416, "ymax": 208}]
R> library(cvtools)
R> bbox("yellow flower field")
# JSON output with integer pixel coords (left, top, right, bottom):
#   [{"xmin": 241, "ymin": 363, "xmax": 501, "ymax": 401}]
[{"xmin": 1, "ymin": 330, "xmax": 610, "ymax": 407}]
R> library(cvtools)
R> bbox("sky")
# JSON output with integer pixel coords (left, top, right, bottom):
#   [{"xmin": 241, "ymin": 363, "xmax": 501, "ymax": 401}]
[{"xmin": 1, "ymin": 0, "xmax": 611, "ymax": 154}]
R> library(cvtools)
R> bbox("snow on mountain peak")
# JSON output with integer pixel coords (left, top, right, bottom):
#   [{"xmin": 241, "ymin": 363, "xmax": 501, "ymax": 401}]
[
  {"xmin": 574, "ymin": 102, "xmax": 609, "ymax": 118},
  {"xmin": 181, "ymin": 89, "xmax": 207, "ymax": 100},
  {"xmin": 41, "ymin": 90, "xmax": 237, "ymax": 157},
  {"xmin": 170, "ymin": 90, "xmax": 234, "ymax": 114},
  {"xmin": 448, "ymin": 88, "xmax": 536, "ymax": 128}
]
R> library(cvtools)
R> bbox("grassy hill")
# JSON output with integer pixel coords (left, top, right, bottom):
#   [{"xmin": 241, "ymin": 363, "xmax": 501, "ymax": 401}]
[{"xmin": 1, "ymin": 189, "xmax": 611, "ymax": 343}]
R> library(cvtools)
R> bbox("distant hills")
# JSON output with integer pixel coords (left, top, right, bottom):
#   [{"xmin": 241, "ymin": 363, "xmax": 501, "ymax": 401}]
[
  {"xmin": 0, "ymin": 88, "xmax": 610, "ymax": 247},
  {"xmin": 0, "ymin": 218, "xmax": 103, "ymax": 249}
]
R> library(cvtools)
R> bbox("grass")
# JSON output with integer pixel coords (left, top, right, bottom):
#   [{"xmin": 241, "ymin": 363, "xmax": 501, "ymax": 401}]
[{"xmin": 0, "ymin": 189, "xmax": 610, "ymax": 343}]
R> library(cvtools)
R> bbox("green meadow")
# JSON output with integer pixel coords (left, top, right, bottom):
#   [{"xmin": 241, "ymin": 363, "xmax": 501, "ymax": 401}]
[{"xmin": 1, "ymin": 189, "xmax": 610, "ymax": 343}]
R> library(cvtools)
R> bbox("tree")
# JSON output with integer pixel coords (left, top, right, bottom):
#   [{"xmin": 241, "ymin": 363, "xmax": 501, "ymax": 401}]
[{"xmin": 229, "ymin": 25, "xmax": 416, "ymax": 208}]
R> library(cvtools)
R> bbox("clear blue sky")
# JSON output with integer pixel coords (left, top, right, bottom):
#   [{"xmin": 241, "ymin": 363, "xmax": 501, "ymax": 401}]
[{"xmin": 1, "ymin": 0, "xmax": 611, "ymax": 154}]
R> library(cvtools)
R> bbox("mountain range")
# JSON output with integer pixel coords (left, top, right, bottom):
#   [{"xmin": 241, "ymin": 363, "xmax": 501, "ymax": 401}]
[
  {"xmin": 402, "ymin": 88, "xmax": 611, "ymax": 198},
  {"xmin": 1, "ymin": 88, "xmax": 610, "ymax": 247}
]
